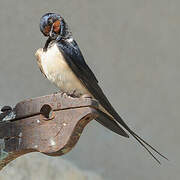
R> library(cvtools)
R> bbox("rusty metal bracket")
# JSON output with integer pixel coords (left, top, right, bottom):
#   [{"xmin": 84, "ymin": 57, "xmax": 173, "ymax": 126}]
[{"xmin": 0, "ymin": 93, "xmax": 99, "ymax": 170}]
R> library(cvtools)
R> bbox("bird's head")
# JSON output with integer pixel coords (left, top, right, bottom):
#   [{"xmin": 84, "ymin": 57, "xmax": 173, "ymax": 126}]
[{"xmin": 40, "ymin": 13, "xmax": 67, "ymax": 41}]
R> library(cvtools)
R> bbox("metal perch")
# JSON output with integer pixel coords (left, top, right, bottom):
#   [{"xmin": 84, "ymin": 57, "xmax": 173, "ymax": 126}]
[{"xmin": 0, "ymin": 93, "xmax": 99, "ymax": 170}]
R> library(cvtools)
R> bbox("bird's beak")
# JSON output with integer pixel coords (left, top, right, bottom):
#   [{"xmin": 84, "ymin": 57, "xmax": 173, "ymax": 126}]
[
  {"xmin": 49, "ymin": 24, "xmax": 54, "ymax": 38},
  {"xmin": 43, "ymin": 37, "xmax": 52, "ymax": 52}
]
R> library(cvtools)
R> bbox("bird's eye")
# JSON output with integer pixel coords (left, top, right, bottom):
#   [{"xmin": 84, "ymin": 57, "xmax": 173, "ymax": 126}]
[
  {"xmin": 43, "ymin": 25, "xmax": 51, "ymax": 36},
  {"xmin": 53, "ymin": 20, "xmax": 61, "ymax": 34}
]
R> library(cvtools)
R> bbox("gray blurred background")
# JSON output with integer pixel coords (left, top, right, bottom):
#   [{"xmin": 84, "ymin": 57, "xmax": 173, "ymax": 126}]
[{"xmin": 0, "ymin": 0, "xmax": 179, "ymax": 179}]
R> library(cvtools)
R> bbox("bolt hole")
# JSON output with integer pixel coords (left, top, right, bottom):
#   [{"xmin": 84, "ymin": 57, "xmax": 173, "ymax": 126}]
[{"xmin": 40, "ymin": 104, "xmax": 53, "ymax": 119}]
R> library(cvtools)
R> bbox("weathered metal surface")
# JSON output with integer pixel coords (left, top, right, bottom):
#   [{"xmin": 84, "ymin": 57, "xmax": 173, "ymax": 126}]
[
  {"xmin": 14, "ymin": 93, "xmax": 99, "ymax": 120},
  {"xmin": 0, "ymin": 93, "xmax": 99, "ymax": 170}
]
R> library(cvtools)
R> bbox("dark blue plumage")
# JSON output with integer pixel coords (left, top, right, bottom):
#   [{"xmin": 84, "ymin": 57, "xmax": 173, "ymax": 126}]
[{"xmin": 38, "ymin": 13, "xmax": 168, "ymax": 163}]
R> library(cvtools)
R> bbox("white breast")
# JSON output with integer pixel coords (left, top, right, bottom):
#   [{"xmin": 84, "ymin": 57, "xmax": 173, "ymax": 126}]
[{"xmin": 35, "ymin": 43, "xmax": 89, "ymax": 96}]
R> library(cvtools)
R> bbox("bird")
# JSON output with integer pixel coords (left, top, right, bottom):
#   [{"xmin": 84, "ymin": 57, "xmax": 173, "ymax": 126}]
[{"xmin": 35, "ymin": 12, "xmax": 167, "ymax": 163}]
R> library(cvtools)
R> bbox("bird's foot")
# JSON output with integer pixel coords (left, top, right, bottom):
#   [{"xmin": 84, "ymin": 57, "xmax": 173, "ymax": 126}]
[
  {"xmin": 59, "ymin": 91, "xmax": 69, "ymax": 98},
  {"xmin": 60, "ymin": 90, "xmax": 78, "ymax": 98},
  {"xmin": 68, "ymin": 90, "xmax": 79, "ymax": 98}
]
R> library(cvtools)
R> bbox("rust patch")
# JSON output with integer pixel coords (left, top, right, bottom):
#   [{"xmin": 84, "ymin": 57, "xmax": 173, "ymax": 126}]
[
  {"xmin": 0, "ymin": 93, "xmax": 99, "ymax": 170},
  {"xmin": 53, "ymin": 20, "xmax": 60, "ymax": 34}
]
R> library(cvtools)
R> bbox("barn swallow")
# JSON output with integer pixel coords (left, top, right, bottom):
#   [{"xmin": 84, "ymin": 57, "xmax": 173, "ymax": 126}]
[{"xmin": 35, "ymin": 13, "xmax": 167, "ymax": 163}]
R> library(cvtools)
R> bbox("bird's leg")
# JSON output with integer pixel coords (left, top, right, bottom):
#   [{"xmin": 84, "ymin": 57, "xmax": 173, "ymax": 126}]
[
  {"xmin": 67, "ymin": 90, "xmax": 78, "ymax": 98},
  {"xmin": 53, "ymin": 91, "xmax": 68, "ymax": 98},
  {"xmin": 57, "ymin": 90, "xmax": 78, "ymax": 98}
]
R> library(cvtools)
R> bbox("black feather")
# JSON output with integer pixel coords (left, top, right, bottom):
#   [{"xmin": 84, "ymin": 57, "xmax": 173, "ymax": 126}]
[{"xmin": 56, "ymin": 39, "xmax": 168, "ymax": 163}]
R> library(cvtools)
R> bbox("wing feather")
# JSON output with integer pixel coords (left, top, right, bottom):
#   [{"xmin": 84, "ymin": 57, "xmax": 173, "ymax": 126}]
[{"xmin": 56, "ymin": 39, "xmax": 167, "ymax": 163}]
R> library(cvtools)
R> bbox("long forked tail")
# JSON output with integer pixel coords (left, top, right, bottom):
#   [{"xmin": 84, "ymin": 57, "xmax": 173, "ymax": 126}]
[
  {"xmin": 98, "ymin": 105, "xmax": 168, "ymax": 164},
  {"xmin": 128, "ymin": 130, "xmax": 168, "ymax": 164},
  {"xmin": 115, "ymin": 113, "xmax": 168, "ymax": 164}
]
